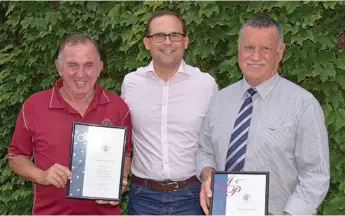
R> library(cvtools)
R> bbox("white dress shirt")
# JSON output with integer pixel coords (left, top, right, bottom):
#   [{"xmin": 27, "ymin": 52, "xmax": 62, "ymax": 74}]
[
  {"xmin": 197, "ymin": 73, "xmax": 330, "ymax": 215},
  {"xmin": 122, "ymin": 60, "xmax": 218, "ymax": 181}
]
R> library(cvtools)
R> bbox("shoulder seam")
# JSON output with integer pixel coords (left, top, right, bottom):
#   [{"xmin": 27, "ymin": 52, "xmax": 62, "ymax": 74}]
[
  {"xmin": 122, "ymin": 109, "xmax": 130, "ymax": 126},
  {"xmin": 22, "ymin": 104, "xmax": 28, "ymax": 131}
]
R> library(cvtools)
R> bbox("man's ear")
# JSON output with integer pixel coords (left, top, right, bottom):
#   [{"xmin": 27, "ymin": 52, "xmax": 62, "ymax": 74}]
[
  {"xmin": 98, "ymin": 61, "xmax": 104, "ymax": 77},
  {"xmin": 278, "ymin": 43, "xmax": 286, "ymax": 62},
  {"xmin": 184, "ymin": 35, "xmax": 189, "ymax": 49},
  {"xmin": 55, "ymin": 60, "xmax": 62, "ymax": 76},
  {"xmin": 143, "ymin": 37, "xmax": 150, "ymax": 51}
]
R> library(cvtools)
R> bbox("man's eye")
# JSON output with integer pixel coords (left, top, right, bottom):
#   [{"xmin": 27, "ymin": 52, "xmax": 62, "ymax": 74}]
[
  {"xmin": 86, "ymin": 64, "xmax": 93, "ymax": 68},
  {"xmin": 68, "ymin": 64, "xmax": 78, "ymax": 69},
  {"xmin": 170, "ymin": 34, "xmax": 180, "ymax": 38},
  {"xmin": 154, "ymin": 34, "xmax": 166, "ymax": 39}
]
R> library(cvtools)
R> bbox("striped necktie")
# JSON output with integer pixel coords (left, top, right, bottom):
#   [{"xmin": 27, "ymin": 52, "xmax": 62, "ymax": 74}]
[{"xmin": 225, "ymin": 88, "xmax": 257, "ymax": 171}]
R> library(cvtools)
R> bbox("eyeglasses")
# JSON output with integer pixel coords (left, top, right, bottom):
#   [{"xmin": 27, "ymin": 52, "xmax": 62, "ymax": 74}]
[{"xmin": 146, "ymin": 33, "xmax": 186, "ymax": 43}]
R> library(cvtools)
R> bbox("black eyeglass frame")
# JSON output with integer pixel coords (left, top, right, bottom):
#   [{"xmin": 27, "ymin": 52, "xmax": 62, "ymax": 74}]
[{"xmin": 146, "ymin": 32, "xmax": 186, "ymax": 43}]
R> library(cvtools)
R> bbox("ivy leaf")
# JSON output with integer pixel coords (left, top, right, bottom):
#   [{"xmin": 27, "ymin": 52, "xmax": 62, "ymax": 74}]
[
  {"xmin": 285, "ymin": 2, "xmax": 301, "ymax": 14},
  {"xmin": 322, "ymin": 195, "xmax": 345, "ymax": 214},
  {"xmin": 219, "ymin": 58, "xmax": 237, "ymax": 74},
  {"xmin": 322, "ymin": 2, "xmax": 339, "ymax": 9},
  {"xmin": 334, "ymin": 109, "xmax": 345, "ymax": 132},
  {"xmin": 323, "ymin": 104, "xmax": 336, "ymax": 127},
  {"xmin": 336, "ymin": 74, "xmax": 345, "ymax": 90},
  {"xmin": 335, "ymin": 52, "xmax": 345, "ymax": 70}
]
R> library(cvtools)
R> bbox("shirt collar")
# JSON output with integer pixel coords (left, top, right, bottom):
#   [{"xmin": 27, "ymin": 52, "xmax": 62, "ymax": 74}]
[
  {"xmin": 241, "ymin": 73, "xmax": 281, "ymax": 100},
  {"xmin": 143, "ymin": 60, "xmax": 191, "ymax": 76},
  {"xmin": 49, "ymin": 79, "xmax": 110, "ymax": 109}
]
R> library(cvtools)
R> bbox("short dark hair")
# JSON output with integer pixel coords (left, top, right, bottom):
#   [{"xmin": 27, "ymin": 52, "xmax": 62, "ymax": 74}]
[
  {"xmin": 239, "ymin": 16, "xmax": 283, "ymax": 45},
  {"xmin": 58, "ymin": 34, "xmax": 100, "ymax": 59},
  {"xmin": 145, "ymin": 10, "xmax": 186, "ymax": 37}
]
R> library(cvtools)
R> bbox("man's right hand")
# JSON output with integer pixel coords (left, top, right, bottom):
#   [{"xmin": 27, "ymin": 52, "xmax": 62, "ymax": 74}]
[
  {"xmin": 38, "ymin": 163, "xmax": 72, "ymax": 188},
  {"xmin": 200, "ymin": 167, "xmax": 213, "ymax": 215}
]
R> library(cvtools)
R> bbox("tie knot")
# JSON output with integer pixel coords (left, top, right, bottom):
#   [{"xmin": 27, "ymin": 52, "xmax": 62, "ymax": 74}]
[{"xmin": 246, "ymin": 88, "xmax": 257, "ymax": 97}]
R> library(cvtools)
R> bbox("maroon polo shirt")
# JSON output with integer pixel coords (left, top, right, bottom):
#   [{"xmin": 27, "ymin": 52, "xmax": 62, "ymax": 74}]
[{"xmin": 8, "ymin": 80, "xmax": 132, "ymax": 215}]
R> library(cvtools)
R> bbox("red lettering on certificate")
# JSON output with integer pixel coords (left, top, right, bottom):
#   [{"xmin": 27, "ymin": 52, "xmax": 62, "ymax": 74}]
[
  {"xmin": 215, "ymin": 175, "xmax": 245, "ymax": 197},
  {"xmin": 226, "ymin": 176, "xmax": 244, "ymax": 196}
]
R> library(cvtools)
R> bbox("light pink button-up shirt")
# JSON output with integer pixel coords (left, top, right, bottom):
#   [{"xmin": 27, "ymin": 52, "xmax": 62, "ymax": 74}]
[{"xmin": 121, "ymin": 60, "xmax": 218, "ymax": 181}]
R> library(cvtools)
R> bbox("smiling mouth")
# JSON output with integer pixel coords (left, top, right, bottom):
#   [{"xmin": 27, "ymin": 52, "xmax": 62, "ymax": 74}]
[
  {"xmin": 161, "ymin": 50, "xmax": 174, "ymax": 54},
  {"xmin": 75, "ymin": 81, "xmax": 87, "ymax": 85},
  {"xmin": 247, "ymin": 63, "xmax": 264, "ymax": 68}
]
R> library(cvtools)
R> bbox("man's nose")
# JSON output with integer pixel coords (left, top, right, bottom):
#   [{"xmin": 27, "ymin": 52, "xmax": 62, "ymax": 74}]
[
  {"xmin": 76, "ymin": 66, "xmax": 86, "ymax": 77},
  {"xmin": 163, "ymin": 35, "xmax": 172, "ymax": 45},
  {"xmin": 251, "ymin": 49, "xmax": 261, "ymax": 61}
]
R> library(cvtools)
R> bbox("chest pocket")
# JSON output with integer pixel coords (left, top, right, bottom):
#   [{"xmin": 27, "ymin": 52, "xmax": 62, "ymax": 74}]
[
  {"xmin": 263, "ymin": 123, "xmax": 294, "ymax": 147},
  {"xmin": 254, "ymin": 122, "xmax": 295, "ymax": 167}
]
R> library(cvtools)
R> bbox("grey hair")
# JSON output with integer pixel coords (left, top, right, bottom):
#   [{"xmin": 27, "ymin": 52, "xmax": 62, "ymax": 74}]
[
  {"xmin": 57, "ymin": 34, "xmax": 100, "ymax": 63},
  {"xmin": 238, "ymin": 16, "xmax": 284, "ymax": 49}
]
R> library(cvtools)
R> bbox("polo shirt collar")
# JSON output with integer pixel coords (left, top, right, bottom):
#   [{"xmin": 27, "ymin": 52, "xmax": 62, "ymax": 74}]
[
  {"xmin": 241, "ymin": 73, "xmax": 280, "ymax": 100},
  {"xmin": 49, "ymin": 79, "xmax": 110, "ymax": 109},
  {"xmin": 143, "ymin": 60, "xmax": 191, "ymax": 76}
]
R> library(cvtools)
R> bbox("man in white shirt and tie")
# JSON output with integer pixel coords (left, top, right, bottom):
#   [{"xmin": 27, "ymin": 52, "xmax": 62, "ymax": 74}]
[{"xmin": 121, "ymin": 10, "xmax": 218, "ymax": 215}]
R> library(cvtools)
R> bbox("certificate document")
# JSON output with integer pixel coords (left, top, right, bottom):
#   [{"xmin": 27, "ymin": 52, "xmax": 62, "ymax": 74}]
[
  {"xmin": 210, "ymin": 171, "xmax": 269, "ymax": 216},
  {"xmin": 66, "ymin": 122, "xmax": 127, "ymax": 201}
]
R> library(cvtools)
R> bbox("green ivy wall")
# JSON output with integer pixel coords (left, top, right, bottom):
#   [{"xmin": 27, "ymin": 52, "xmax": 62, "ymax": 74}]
[{"xmin": 0, "ymin": 1, "xmax": 345, "ymax": 214}]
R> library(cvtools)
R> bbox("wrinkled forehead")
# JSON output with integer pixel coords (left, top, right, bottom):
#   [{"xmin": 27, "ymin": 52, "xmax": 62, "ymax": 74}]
[
  {"xmin": 60, "ymin": 43, "xmax": 100, "ymax": 61},
  {"xmin": 240, "ymin": 26, "xmax": 279, "ymax": 45}
]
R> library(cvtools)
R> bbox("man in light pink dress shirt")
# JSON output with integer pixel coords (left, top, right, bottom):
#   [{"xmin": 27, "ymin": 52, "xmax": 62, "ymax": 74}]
[{"xmin": 121, "ymin": 10, "xmax": 218, "ymax": 215}]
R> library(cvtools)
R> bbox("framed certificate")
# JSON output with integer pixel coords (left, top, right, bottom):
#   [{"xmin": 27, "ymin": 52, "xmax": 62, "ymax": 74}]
[
  {"xmin": 66, "ymin": 122, "xmax": 127, "ymax": 201},
  {"xmin": 210, "ymin": 171, "xmax": 269, "ymax": 216}
]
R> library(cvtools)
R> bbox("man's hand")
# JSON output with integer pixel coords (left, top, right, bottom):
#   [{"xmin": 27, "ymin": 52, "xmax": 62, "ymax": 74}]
[
  {"xmin": 200, "ymin": 167, "xmax": 213, "ymax": 215},
  {"xmin": 96, "ymin": 176, "xmax": 128, "ymax": 206},
  {"xmin": 38, "ymin": 163, "xmax": 72, "ymax": 188}
]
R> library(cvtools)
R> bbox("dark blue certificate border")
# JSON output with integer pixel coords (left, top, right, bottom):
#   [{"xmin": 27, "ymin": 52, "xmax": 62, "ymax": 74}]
[{"xmin": 66, "ymin": 122, "xmax": 127, "ymax": 201}]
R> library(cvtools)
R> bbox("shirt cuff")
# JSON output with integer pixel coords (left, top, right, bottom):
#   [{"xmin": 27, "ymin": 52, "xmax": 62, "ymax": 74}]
[
  {"xmin": 284, "ymin": 194, "xmax": 317, "ymax": 215},
  {"xmin": 197, "ymin": 164, "xmax": 216, "ymax": 182}
]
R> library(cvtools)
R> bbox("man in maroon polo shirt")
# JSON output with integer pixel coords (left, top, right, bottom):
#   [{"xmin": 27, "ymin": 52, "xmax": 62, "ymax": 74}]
[{"xmin": 8, "ymin": 34, "xmax": 132, "ymax": 215}]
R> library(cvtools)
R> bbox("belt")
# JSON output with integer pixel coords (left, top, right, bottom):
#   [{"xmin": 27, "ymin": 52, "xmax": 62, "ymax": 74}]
[{"xmin": 131, "ymin": 175, "xmax": 200, "ymax": 192}]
